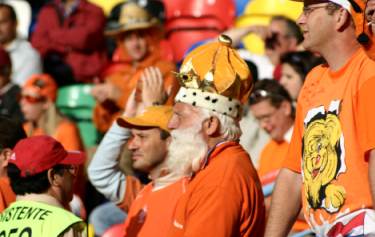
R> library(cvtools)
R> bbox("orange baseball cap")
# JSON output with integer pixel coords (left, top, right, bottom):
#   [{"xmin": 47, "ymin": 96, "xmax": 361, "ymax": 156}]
[
  {"xmin": 23, "ymin": 74, "xmax": 58, "ymax": 102},
  {"xmin": 117, "ymin": 105, "xmax": 173, "ymax": 132}
]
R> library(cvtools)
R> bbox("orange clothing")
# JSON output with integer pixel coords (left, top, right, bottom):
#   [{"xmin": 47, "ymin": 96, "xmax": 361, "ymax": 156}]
[
  {"xmin": 258, "ymin": 139, "xmax": 309, "ymax": 232},
  {"xmin": 0, "ymin": 177, "xmax": 15, "ymax": 212},
  {"xmin": 168, "ymin": 142, "xmax": 265, "ymax": 237},
  {"xmin": 258, "ymin": 140, "xmax": 289, "ymax": 178},
  {"xmin": 122, "ymin": 178, "xmax": 187, "ymax": 237},
  {"xmin": 23, "ymin": 119, "xmax": 83, "ymax": 151},
  {"xmin": 284, "ymin": 48, "xmax": 375, "ymax": 231},
  {"xmin": 93, "ymin": 45, "xmax": 179, "ymax": 133},
  {"xmin": 117, "ymin": 176, "xmax": 144, "ymax": 213}
]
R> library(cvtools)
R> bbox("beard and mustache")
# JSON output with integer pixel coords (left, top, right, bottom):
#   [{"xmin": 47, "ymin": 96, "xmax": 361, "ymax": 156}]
[{"xmin": 154, "ymin": 122, "xmax": 209, "ymax": 188}]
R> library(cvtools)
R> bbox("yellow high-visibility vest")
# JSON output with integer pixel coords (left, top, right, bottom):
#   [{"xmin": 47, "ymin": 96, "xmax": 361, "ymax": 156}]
[{"xmin": 0, "ymin": 200, "xmax": 85, "ymax": 237}]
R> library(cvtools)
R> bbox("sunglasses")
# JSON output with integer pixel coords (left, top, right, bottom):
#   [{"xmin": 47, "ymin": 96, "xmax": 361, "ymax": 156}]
[{"xmin": 21, "ymin": 94, "xmax": 46, "ymax": 104}]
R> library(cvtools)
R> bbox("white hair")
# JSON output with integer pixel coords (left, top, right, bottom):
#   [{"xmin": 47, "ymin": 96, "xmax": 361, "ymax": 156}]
[{"xmin": 198, "ymin": 108, "xmax": 242, "ymax": 141}]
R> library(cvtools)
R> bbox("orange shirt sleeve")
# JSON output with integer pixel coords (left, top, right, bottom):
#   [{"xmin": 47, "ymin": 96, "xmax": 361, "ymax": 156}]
[
  {"xmin": 283, "ymin": 102, "xmax": 303, "ymax": 173},
  {"xmin": 117, "ymin": 176, "xmax": 143, "ymax": 213},
  {"xmin": 357, "ymin": 77, "xmax": 375, "ymax": 158}
]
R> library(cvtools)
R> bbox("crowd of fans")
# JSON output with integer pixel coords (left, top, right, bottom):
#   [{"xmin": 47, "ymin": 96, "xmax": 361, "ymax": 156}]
[{"xmin": 1, "ymin": 0, "xmax": 375, "ymax": 236}]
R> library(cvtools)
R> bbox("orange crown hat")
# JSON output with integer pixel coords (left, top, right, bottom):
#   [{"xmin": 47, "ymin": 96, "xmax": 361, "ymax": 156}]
[
  {"xmin": 23, "ymin": 74, "xmax": 58, "ymax": 102},
  {"xmin": 174, "ymin": 35, "xmax": 253, "ymax": 118}
]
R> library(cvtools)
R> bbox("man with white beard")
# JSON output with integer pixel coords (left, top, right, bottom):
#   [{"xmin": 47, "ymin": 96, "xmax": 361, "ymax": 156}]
[{"xmin": 166, "ymin": 35, "xmax": 266, "ymax": 237}]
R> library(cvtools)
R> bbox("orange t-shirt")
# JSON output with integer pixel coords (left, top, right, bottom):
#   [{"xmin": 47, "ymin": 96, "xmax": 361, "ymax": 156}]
[
  {"xmin": 283, "ymin": 48, "xmax": 375, "ymax": 230},
  {"xmin": 0, "ymin": 177, "xmax": 15, "ymax": 212},
  {"xmin": 167, "ymin": 142, "xmax": 265, "ymax": 237},
  {"xmin": 122, "ymin": 178, "xmax": 187, "ymax": 237},
  {"xmin": 258, "ymin": 139, "xmax": 309, "ymax": 232}
]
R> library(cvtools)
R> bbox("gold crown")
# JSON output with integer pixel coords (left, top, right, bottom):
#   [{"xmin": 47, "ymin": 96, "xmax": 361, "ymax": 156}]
[{"xmin": 175, "ymin": 35, "xmax": 252, "ymax": 103}]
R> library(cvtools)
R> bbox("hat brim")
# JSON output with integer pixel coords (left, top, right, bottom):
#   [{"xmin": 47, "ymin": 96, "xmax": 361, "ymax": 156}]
[
  {"xmin": 105, "ymin": 20, "xmax": 158, "ymax": 36},
  {"xmin": 117, "ymin": 116, "xmax": 163, "ymax": 130},
  {"xmin": 59, "ymin": 151, "xmax": 85, "ymax": 166}
]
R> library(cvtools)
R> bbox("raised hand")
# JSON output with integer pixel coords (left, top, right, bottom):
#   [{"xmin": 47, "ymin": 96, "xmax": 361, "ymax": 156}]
[{"xmin": 140, "ymin": 67, "xmax": 167, "ymax": 107}]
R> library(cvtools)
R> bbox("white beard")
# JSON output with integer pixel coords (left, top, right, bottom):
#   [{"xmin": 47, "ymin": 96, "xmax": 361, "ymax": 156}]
[
  {"xmin": 154, "ymin": 122, "xmax": 208, "ymax": 189},
  {"xmin": 166, "ymin": 124, "xmax": 209, "ymax": 175}
]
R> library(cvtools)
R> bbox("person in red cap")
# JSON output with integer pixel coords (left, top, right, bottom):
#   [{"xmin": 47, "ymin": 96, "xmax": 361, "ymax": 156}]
[
  {"xmin": 0, "ymin": 47, "xmax": 23, "ymax": 121},
  {"xmin": 265, "ymin": 0, "xmax": 375, "ymax": 236},
  {"xmin": 0, "ymin": 135, "xmax": 86, "ymax": 236}
]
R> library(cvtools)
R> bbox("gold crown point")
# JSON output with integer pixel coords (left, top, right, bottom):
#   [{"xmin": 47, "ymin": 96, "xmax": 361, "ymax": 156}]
[{"xmin": 218, "ymin": 34, "xmax": 232, "ymax": 47}]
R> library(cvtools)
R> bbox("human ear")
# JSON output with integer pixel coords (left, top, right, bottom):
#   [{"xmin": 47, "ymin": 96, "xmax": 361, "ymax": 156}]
[{"xmin": 204, "ymin": 116, "xmax": 220, "ymax": 136}]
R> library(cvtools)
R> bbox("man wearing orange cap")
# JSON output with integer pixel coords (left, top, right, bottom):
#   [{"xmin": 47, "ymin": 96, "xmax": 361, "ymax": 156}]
[
  {"xmin": 91, "ymin": 1, "xmax": 178, "ymax": 133},
  {"xmin": 89, "ymin": 92, "xmax": 189, "ymax": 236},
  {"xmin": 166, "ymin": 35, "xmax": 265, "ymax": 236},
  {"xmin": 265, "ymin": 0, "xmax": 375, "ymax": 236},
  {"xmin": 0, "ymin": 135, "xmax": 86, "ymax": 236}
]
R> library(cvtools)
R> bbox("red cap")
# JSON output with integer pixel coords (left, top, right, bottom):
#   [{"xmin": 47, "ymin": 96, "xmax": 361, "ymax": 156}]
[
  {"xmin": 0, "ymin": 47, "xmax": 11, "ymax": 68},
  {"xmin": 9, "ymin": 135, "xmax": 85, "ymax": 177}
]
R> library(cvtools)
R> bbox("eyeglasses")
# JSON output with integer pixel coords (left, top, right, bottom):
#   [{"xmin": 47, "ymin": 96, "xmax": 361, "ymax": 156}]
[
  {"xmin": 21, "ymin": 94, "xmax": 46, "ymax": 104},
  {"xmin": 302, "ymin": 4, "xmax": 329, "ymax": 16}
]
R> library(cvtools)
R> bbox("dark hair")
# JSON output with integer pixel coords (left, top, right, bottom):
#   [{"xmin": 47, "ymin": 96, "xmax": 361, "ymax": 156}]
[
  {"xmin": 249, "ymin": 79, "xmax": 294, "ymax": 117},
  {"xmin": 271, "ymin": 15, "xmax": 304, "ymax": 44},
  {"xmin": 7, "ymin": 163, "xmax": 66, "ymax": 195},
  {"xmin": 280, "ymin": 51, "xmax": 324, "ymax": 82},
  {"xmin": 0, "ymin": 116, "xmax": 26, "ymax": 151},
  {"xmin": 0, "ymin": 3, "xmax": 17, "ymax": 22}
]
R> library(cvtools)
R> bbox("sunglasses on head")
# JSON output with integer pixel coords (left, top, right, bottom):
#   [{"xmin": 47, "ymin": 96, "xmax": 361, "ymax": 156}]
[{"xmin": 249, "ymin": 89, "xmax": 287, "ymax": 105}]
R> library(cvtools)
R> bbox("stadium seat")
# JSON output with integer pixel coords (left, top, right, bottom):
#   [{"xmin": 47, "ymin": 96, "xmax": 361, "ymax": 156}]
[{"xmin": 56, "ymin": 84, "xmax": 99, "ymax": 148}]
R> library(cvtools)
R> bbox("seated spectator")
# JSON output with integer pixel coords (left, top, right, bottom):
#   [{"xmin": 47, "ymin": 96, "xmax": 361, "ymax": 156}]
[
  {"xmin": 225, "ymin": 15, "xmax": 303, "ymax": 80},
  {"xmin": 31, "ymin": 0, "xmax": 107, "ymax": 86},
  {"xmin": 249, "ymin": 79, "xmax": 308, "ymax": 233},
  {"xmin": 0, "ymin": 116, "xmax": 26, "ymax": 212},
  {"xmin": 0, "ymin": 47, "xmax": 23, "ymax": 121},
  {"xmin": 20, "ymin": 74, "xmax": 83, "ymax": 151},
  {"xmin": 280, "ymin": 51, "xmax": 324, "ymax": 101},
  {"xmin": 0, "ymin": 3, "xmax": 42, "ymax": 86},
  {"xmin": 89, "ymin": 97, "xmax": 188, "ymax": 236},
  {"xmin": 2, "ymin": 135, "xmax": 86, "ymax": 236},
  {"xmin": 91, "ymin": 1, "xmax": 178, "ymax": 133}
]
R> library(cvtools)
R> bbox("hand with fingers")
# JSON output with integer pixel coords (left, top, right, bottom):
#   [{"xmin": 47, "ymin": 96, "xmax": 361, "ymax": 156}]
[
  {"xmin": 91, "ymin": 83, "xmax": 122, "ymax": 103},
  {"xmin": 140, "ymin": 66, "xmax": 168, "ymax": 107},
  {"xmin": 123, "ymin": 89, "xmax": 139, "ymax": 117}
]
